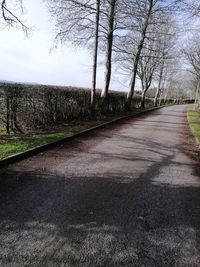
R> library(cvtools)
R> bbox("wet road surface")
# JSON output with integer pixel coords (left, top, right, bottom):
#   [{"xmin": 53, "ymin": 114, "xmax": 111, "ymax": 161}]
[{"xmin": 0, "ymin": 105, "xmax": 199, "ymax": 266}]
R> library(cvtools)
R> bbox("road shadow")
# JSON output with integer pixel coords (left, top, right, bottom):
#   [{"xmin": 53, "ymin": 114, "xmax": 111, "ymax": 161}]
[
  {"xmin": 0, "ymin": 149, "xmax": 199, "ymax": 267},
  {"xmin": 0, "ymin": 105, "xmax": 199, "ymax": 266}
]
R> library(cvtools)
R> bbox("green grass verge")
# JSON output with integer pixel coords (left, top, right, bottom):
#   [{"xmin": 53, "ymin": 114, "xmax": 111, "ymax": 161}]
[
  {"xmin": 0, "ymin": 123, "xmax": 100, "ymax": 160},
  {"xmin": 0, "ymin": 106, "xmax": 163, "ymax": 160},
  {"xmin": 187, "ymin": 107, "xmax": 200, "ymax": 143},
  {"xmin": 0, "ymin": 133, "xmax": 74, "ymax": 160}
]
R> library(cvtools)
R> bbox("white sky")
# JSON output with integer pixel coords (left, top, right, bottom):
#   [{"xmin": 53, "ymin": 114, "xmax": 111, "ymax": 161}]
[{"xmin": 0, "ymin": 0, "xmax": 128, "ymax": 91}]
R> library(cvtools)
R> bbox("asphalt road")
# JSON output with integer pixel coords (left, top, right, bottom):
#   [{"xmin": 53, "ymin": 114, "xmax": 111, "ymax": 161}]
[{"xmin": 0, "ymin": 105, "xmax": 199, "ymax": 267}]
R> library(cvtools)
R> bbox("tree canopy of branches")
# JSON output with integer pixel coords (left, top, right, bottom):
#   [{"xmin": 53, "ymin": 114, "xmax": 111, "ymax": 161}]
[
  {"xmin": 117, "ymin": 0, "xmax": 180, "ymax": 109},
  {"xmin": 48, "ymin": 0, "xmax": 105, "ymax": 112},
  {"xmin": 0, "ymin": 0, "xmax": 28, "ymax": 31},
  {"xmin": 48, "ymin": 0, "xmax": 182, "ymax": 111},
  {"xmin": 1, "ymin": 0, "xmax": 199, "ymax": 122},
  {"xmin": 183, "ymin": 34, "xmax": 200, "ymax": 108}
]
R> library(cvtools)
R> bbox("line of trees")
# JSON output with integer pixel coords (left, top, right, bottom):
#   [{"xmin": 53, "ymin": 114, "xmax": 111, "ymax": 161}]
[
  {"xmin": 181, "ymin": 0, "xmax": 200, "ymax": 109},
  {"xmin": 183, "ymin": 35, "xmax": 200, "ymax": 109},
  {"xmin": 47, "ymin": 0, "xmax": 183, "ymax": 112},
  {"xmin": 0, "ymin": 0, "xmax": 198, "ymax": 116}
]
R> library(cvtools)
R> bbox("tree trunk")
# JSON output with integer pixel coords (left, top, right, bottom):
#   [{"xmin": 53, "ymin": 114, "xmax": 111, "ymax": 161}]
[
  {"xmin": 154, "ymin": 89, "xmax": 159, "ymax": 107},
  {"xmin": 13, "ymin": 111, "xmax": 23, "ymax": 133},
  {"xmin": 101, "ymin": 0, "xmax": 116, "ymax": 99},
  {"xmin": 194, "ymin": 81, "xmax": 200, "ymax": 110},
  {"xmin": 91, "ymin": 0, "xmax": 100, "ymax": 114},
  {"xmin": 141, "ymin": 90, "xmax": 146, "ymax": 108},
  {"xmin": 54, "ymin": 94, "xmax": 58, "ymax": 122},
  {"xmin": 154, "ymin": 75, "xmax": 162, "ymax": 107},
  {"xmin": 126, "ymin": 56, "xmax": 140, "ymax": 110},
  {"xmin": 154, "ymin": 61, "xmax": 164, "ymax": 107},
  {"xmin": 6, "ymin": 95, "xmax": 10, "ymax": 134},
  {"xmin": 126, "ymin": 0, "xmax": 153, "ymax": 110}
]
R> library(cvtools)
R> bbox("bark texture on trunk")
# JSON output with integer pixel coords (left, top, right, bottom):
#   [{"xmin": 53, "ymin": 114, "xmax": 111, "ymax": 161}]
[
  {"xmin": 194, "ymin": 81, "xmax": 200, "ymax": 110},
  {"xmin": 126, "ymin": 0, "xmax": 153, "ymax": 110},
  {"xmin": 91, "ymin": 0, "xmax": 100, "ymax": 113},
  {"xmin": 154, "ymin": 88, "xmax": 160, "ymax": 107},
  {"xmin": 154, "ymin": 61, "xmax": 164, "ymax": 107},
  {"xmin": 141, "ymin": 83, "xmax": 151, "ymax": 108},
  {"xmin": 141, "ymin": 90, "xmax": 146, "ymax": 108},
  {"xmin": 6, "ymin": 95, "xmax": 10, "ymax": 134},
  {"xmin": 101, "ymin": 0, "xmax": 116, "ymax": 99}
]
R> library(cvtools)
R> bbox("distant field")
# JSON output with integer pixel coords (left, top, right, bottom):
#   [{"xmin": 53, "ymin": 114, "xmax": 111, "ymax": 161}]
[{"xmin": 187, "ymin": 107, "xmax": 200, "ymax": 144}]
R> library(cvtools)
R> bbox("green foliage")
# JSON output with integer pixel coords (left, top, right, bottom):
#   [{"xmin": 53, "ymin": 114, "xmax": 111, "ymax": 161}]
[{"xmin": 188, "ymin": 108, "xmax": 200, "ymax": 142}]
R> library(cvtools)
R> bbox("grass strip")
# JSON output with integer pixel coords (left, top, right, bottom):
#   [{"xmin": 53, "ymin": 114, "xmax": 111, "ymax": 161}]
[
  {"xmin": 187, "ymin": 107, "xmax": 200, "ymax": 144},
  {"xmin": 0, "ymin": 106, "xmax": 166, "ymax": 160}
]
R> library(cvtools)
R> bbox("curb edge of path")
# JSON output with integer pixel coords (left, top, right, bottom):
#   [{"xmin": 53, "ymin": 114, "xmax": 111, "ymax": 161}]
[{"xmin": 0, "ymin": 105, "xmax": 173, "ymax": 169}]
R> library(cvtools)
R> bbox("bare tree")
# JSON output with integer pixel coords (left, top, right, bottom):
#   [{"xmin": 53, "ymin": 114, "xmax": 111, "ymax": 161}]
[
  {"xmin": 0, "ymin": 0, "xmax": 28, "ymax": 32},
  {"xmin": 100, "ymin": 0, "xmax": 117, "ymax": 100},
  {"xmin": 122, "ymin": 0, "xmax": 181, "ymax": 110},
  {"xmin": 91, "ymin": 0, "xmax": 100, "ymax": 112},
  {"xmin": 125, "ymin": 0, "xmax": 154, "ymax": 110},
  {"xmin": 47, "ymin": 0, "xmax": 102, "ymax": 113},
  {"xmin": 137, "ymin": 35, "xmax": 161, "ymax": 108},
  {"xmin": 137, "ymin": 20, "xmax": 176, "ymax": 109},
  {"xmin": 183, "ymin": 34, "xmax": 200, "ymax": 109},
  {"xmin": 153, "ymin": 22, "xmax": 176, "ymax": 106},
  {"xmin": 48, "ymin": 0, "xmax": 125, "ymax": 111}
]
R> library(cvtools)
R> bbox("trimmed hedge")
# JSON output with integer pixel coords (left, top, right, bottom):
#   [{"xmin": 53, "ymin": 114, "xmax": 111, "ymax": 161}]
[{"xmin": 0, "ymin": 83, "xmax": 191, "ymax": 133}]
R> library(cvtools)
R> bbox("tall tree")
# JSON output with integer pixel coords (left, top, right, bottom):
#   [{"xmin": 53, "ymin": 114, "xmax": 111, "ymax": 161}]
[
  {"xmin": 100, "ymin": 0, "xmax": 117, "ymax": 99},
  {"xmin": 137, "ymin": 32, "xmax": 161, "ymax": 108},
  {"xmin": 183, "ymin": 35, "xmax": 200, "ymax": 109},
  {"xmin": 91, "ymin": 0, "xmax": 100, "ymax": 112},
  {"xmin": 47, "ymin": 0, "xmax": 101, "ymax": 113},
  {"xmin": 126, "ymin": 0, "xmax": 154, "ymax": 110},
  {"xmin": 154, "ymin": 21, "xmax": 175, "ymax": 107},
  {"xmin": 122, "ymin": 0, "xmax": 180, "ymax": 110}
]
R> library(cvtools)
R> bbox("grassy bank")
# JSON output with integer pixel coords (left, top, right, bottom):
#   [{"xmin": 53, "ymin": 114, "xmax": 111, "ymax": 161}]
[
  {"xmin": 0, "ymin": 107, "xmax": 159, "ymax": 160},
  {"xmin": 187, "ymin": 107, "xmax": 200, "ymax": 144}
]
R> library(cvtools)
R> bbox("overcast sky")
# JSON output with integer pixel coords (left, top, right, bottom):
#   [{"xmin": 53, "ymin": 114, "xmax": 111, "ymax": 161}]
[{"xmin": 0, "ymin": 0, "xmax": 128, "ymax": 91}]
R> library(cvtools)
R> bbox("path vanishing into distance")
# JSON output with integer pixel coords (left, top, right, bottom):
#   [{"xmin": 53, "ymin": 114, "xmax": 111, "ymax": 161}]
[{"xmin": 0, "ymin": 105, "xmax": 199, "ymax": 267}]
